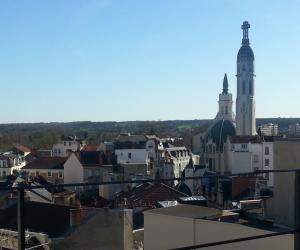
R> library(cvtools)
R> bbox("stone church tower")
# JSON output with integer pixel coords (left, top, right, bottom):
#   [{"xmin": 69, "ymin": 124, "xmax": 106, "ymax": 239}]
[
  {"xmin": 236, "ymin": 21, "xmax": 256, "ymax": 135},
  {"xmin": 216, "ymin": 73, "xmax": 234, "ymax": 122}
]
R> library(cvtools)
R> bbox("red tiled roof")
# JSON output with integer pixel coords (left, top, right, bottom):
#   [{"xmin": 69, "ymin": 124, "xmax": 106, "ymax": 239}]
[
  {"xmin": 13, "ymin": 144, "xmax": 31, "ymax": 153},
  {"xmin": 81, "ymin": 144, "xmax": 101, "ymax": 152},
  {"xmin": 116, "ymin": 182, "xmax": 188, "ymax": 208}
]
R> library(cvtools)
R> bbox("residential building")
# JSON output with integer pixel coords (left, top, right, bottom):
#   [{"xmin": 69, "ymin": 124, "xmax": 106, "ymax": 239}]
[
  {"xmin": 24, "ymin": 177, "xmax": 76, "ymax": 207},
  {"xmin": 224, "ymin": 135, "xmax": 274, "ymax": 187},
  {"xmin": 52, "ymin": 135, "xmax": 85, "ymax": 157},
  {"xmin": 54, "ymin": 208, "xmax": 133, "ymax": 250},
  {"xmin": 37, "ymin": 149, "xmax": 53, "ymax": 157},
  {"xmin": 0, "ymin": 151, "xmax": 27, "ymax": 178},
  {"xmin": 23, "ymin": 153, "xmax": 82, "ymax": 184},
  {"xmin": 144, "ymin": 204, "xmax": 293, "ymax": 250},
  {"xmin": 160, "ymin": 147, "xmax": 191, "ymax": 183},
  {"xmin": 259, "ymin": 123, "xmax": 278, "ymax": 136},
  {"xmin": 115, "ymin": 182, "xmax": 188, "ymax": 210},
  {"xmin": 79, "ymin": 144, "xmax": 116, "ymax": 188},
  {"xmin": 10, "ymin": 145, "xmax": 31, "ymax": 157},
  {"xmin": 266, "ymin": 138, "xmax": 300, "ymax": 228},
  {"xmin": 288, "ymin": 123, "xmax": 300, "ymax": 136},
  {"xmin": 114, "ymin": 134, "xmax": 162, "ymax": 177}
]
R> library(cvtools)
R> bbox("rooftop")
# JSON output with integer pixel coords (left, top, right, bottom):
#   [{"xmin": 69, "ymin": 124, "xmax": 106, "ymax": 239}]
[
  {"xmin": 81, "ymin": 144, "xmax": 101, "ymax": 152},
  {"xmin": 144, "ymin": 204, "xmax": 220, "ymax": 219},
  {"xmin": 23, "ymin": 157, "xmax": 68, "ymax": 170},
  {"xmin": 229, "ymin": 135, "xmax": 275, "ymax": 144}
]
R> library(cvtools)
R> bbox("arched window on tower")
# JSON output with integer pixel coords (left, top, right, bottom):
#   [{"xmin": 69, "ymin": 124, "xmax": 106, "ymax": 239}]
[
  {"xmin": 242, "ymin": 80, "xmax": 246, "ymax": 95},
  {"xmin": 248, "ymin": 63, "xmax": 252, "ymax": 72},
  {"xmin": 249, "ymin": 80, "xmax": 253, "ymax": 95},
  {"xmin": 225, "ymin": 106, "xmax": 228, "ymax": 114}
]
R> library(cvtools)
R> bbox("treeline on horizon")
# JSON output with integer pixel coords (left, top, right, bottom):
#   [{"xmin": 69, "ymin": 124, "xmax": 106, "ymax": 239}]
[{"xmin": 0, "ymin": 118, "xmax": 299, "ymax": 152}]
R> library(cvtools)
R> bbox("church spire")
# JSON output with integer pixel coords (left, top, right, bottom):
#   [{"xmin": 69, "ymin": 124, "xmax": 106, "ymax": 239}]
[
  {"xmin": 241, "ymin": 21, "xmax": 250, "ymax": 46},
  {"xmin": 222, "ymin": 73, "xmax": 228, "ymax": 94}
]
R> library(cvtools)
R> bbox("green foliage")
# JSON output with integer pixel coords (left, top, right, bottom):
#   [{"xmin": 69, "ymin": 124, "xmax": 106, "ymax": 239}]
[{"xmin": 0, "ymin": 118, "xmax": 299, "ymax": 151}]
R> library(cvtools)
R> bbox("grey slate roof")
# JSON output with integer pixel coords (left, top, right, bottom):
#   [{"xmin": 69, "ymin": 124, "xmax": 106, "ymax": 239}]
[{"xmin": 23, "ymin": 157, "xmax": 68, "ymax": 170}]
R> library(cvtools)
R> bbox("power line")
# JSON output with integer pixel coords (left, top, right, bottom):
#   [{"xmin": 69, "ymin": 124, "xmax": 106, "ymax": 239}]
[
  {"xmin": 1, "ymin": 168, "xmax": 300, "ymax": 191},
  {"xmin": 170, "ymin": 229, "xmax": 297, "ymax": 250}
]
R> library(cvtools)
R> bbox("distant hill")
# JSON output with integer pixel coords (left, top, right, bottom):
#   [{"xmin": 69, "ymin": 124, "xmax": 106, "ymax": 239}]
[{"xmin": 0, "ymin": 118, "xmax": 299, "ymax": 151}]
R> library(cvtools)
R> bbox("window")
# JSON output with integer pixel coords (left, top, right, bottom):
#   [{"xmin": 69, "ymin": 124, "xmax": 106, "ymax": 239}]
[
  {"xmin": 249, "ymin": 80, "xmax": 253, "ymax": 95},
  {"xmin": 36, "ymin": 171, "xmax": 39, "ymax": 176},
  {"xmin": 265, "ymin": 147, "xmax": 270, "ymax": 155},
  {"xmin": 128, "ymin": 153, "xmax": 132, "ymax": 159},
  {"xmin": 253, "ymin": 155, "xmax": 259, "ymax": 163},
  {"xmin": 225, "ymin": 106, "xmax": 228, "ymax": 114},
  {"xmin": 242, "ymin": 81, "xmax": 246, "ymax": 94},
  {"xmin": 265, "ymin": 172, "xmax": 269, "ymax": 180},
  {"xmin": 47, "ymin": 171, "xmax": 52, "ymax": 177},
  {"xmin": 2, "ymin": 171, "xmax": 6, "ymax": 176},
  {"xmin": 265, "ymin": 159, "xmax": 270, "ymax": 167},
  {"xmin": 64, "ymin": 141, "xmax": 66, "ymax": 146},
  {"xmin": 242, "ymin": 144, "xmax": 247, "ymax": 149},
  {"xmin": 3, "ymin": 161, "xmax": 7, "ymax": 168},
  {"xmin": 59, "ymin": 171, "xmax": 63, "ymax": 178},
  {"xmin": 69, "ymin": 142, "xmax": 71, "ymax": 146}
]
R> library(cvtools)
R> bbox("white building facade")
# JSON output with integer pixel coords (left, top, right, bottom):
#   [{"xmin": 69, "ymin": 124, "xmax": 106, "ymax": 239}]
[
  {"xmin": 52, "ymin": 136, "xmax": 85, "ymax": 157},
  {"xmin": 259, "ymin": 123, "xmax": 278, "ymax": 136},
  {"xmin": 224, "ymin": 136, "xmax": 274, "ymax": 187}
]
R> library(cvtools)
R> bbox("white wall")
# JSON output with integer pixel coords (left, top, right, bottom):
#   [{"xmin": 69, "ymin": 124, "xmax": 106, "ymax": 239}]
[
  {"xmin": 229, "ymin": 151, "xmax": 252, "ymax": 173},
  {"xmin": 262, "ymin": 142, "xmax": 274, "ymax": 186},
  {"xmin": 192, "ymin": 133, "xmax": 203, "ymax": 154},
  {"xmin": 144, "ymin": 212, "xmax": 293, "ymax": 250},
  {"xmin": 115, "ymin": 149, "xmax": 149, "ymax": 164},
  {"xmin": 53, "ymin": 141, "xmax": 80, "ymax": 157},
  {"xmin": 64, "ymin": 153, "xmax": 84, "ymax": 185}
]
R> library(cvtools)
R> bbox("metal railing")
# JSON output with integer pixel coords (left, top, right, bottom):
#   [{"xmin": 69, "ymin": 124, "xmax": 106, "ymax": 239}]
[{"xmin": 1, "ymin": 169, "xmax": 300, "ymax": 250}]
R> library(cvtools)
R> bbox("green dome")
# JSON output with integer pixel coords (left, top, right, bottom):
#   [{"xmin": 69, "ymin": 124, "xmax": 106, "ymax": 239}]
[{"xmin": 205, "ymin": 120, "xmax": 236, "ymax": 152}]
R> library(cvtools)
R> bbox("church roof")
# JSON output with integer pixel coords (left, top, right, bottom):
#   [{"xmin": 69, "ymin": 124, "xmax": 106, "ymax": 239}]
[
  {"xmin": 205, "ymin": 120, "xmax": 236, "ymax": 151},
  {"xmin": 238, "ymin": 21, "xmax": 254, "ymax": 60},
  {"xmin": 237, "ymin": 45, "xmax": 254, "ymax": 60},
  {"xmin": 175, "ymin": 182, "xmax": 192, "ymax": 196},
  {"xmin": 222, "ymin": 73, "xmax": 229, "ymax": 94}
]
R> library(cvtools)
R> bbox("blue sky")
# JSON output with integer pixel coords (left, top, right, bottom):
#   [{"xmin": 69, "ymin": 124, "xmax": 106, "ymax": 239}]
[{"xmin": 0, "ymin": 0, "xmax": 299, "ymax": 123}]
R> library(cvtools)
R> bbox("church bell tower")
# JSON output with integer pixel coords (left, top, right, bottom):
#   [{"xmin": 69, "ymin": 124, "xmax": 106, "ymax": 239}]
[
  {"xmin": 236, "ymin": 21, "xmax": 256, "ymax": 135},
  {"xmin": 216, "ymin": 74, "xmax": 234, "ymax": 122}
]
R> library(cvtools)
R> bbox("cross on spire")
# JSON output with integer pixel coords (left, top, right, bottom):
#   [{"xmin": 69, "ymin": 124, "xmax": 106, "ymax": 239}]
[{"xmin": 241, "ymin": 21, "xmax": 250, "ymax": 45}]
